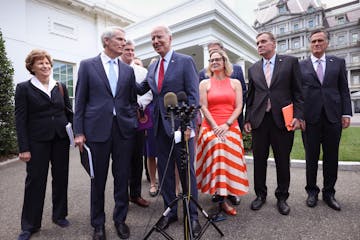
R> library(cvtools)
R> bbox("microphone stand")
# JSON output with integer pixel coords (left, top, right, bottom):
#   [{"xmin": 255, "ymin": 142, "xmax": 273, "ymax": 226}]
[{"xmin": 143, "ymin": 105, "xmax": 224, "ymax": 240}]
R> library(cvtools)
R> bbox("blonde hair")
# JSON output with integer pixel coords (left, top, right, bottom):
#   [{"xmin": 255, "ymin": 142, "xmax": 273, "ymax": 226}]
[{"xmin": 206, "ymin": 50, "xmax": 233, "ymax": 77}]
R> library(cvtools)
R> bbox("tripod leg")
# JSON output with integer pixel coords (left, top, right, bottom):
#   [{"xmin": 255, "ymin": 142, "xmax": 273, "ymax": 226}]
[
  {"xmin": 190, "ymin": 196, "xmax": 225, "ymax": 238},
  {"xmin": 142, "ymin": 196, "xmax": 182, "ymax": 240},
  {"xmin": 182, "ymin": 195, "xmax": 194, "ymax": 239}
]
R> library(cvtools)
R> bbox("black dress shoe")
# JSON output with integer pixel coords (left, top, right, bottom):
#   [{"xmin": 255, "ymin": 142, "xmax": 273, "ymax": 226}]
[
  {"xmin": 227, "ymin": 195, "xmax": 241, "ymax": 205},
  {"xmin": 156, "ymin": 216, "xmax": 178, "ymax": 231},
  {"xmin": 18, "ymin": 231, "xmax": 31, "ymax": 240},
  {"xmin": 93, "ymin": 225, "xmax": 106, "ymax": 240},
  {"xmin": 323, "ymin": 195, "xmax": 341, "ymax": 211},
  {"xmin": 277, "ymin": 200, "xmax": 290, "ymax": 215},
  {"xmin": 191, "ymin": 219, "xmax": 201, "ymax": 238},
  {"xmin": 115, "ymin": 222, "xmax": 130, "ymax": 239},
  {"xmin": 250, "ymin": 196, "xmax": 266, "ymax": 210},
  {"xmin": 53, "ymin": 218, "xmax": 70, "ymax": 228},
  {"xmin": 306, "ymin": 194, "xmax": 318, "ymax": 208}
]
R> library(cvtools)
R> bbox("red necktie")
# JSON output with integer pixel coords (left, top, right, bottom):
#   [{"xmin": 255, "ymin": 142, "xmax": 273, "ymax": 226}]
[{"xmin": 158, "ymin": 58, "xmax": 164, "ymax": 91}]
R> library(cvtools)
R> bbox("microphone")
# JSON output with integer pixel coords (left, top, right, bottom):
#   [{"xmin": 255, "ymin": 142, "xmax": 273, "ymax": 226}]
[
  {"xmin": 163, "ymin": 92, "xmax": 178, "ymax": 134},
  {"xmin": 176, "ymin": 91, "xmax": 188, "ymax": 107}
]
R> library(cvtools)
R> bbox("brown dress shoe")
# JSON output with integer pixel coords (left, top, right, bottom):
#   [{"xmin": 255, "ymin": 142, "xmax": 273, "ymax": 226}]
[{"xmin": 130, "ymin": 196, "xmax": 150, "ymax": 207}]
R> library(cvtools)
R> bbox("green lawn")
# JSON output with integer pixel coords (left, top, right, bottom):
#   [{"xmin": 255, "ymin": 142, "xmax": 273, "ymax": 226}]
[{"xmin": 245, "ymin": 127, "xmax": 360, "ymax": 162}]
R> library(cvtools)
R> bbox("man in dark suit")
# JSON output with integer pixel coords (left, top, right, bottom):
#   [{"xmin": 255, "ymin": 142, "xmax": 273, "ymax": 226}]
[
  {"xmin": 300, "ymin": 30, "xmax": 352, "ymax": 211},
  {"xmin": 244, "ymin": 32, "xmax": 303, "ymax": 215},
  {"xmin": 198, "ymin": 40, "xmax": 246, "ymax": 206},
  {"xmin": 137, "ymin": 25, "xmax": 201, "ymax": 237},
  {"xmin": 74, "ymin": 26, "xmax": 138, "ymax": 240}
]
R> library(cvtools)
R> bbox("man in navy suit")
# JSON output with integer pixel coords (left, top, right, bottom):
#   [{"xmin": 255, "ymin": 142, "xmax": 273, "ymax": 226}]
[
  {"xmin": 300, "ymin": 30, "xmax": 352, "ymax": 211},
  {"xmin": 137, "ymin": 25, "xmax": 201, "ymax": 237},
  {"xmin": 244, "ymin": 32, "xmax": 303, "ymax": 215},
  {"xmin": 198, "ymin": 40, "xmax": 246, "ymax": 206},
  {"xmin": 74, "ymin": 26, "xmax": 138, "ymax": 240}
]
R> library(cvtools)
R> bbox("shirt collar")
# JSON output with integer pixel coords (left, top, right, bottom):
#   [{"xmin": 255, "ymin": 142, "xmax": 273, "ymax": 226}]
[
  {"xmin": 101, "ymin": 52, "xmax": 118, "ymax": 65},
  {"xmin": 263, "ymin": 54, "xmax": 276, "ymax": 67},
  {"xmin": 311, "ymin": 54, "xmax": 326, "ymax": 63},
  {"xmin": 161, "ymin": 49, "xmax": 174, "ymax": 63}
]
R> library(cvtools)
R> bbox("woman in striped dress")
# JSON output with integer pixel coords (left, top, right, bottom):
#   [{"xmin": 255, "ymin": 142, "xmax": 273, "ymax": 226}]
[{"xmin": 196, "ymin": 50, "xmax": 249, "ymax": 215}]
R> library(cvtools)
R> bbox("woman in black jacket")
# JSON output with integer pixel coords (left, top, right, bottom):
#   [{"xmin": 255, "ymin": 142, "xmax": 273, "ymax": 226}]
[{"xmin": 15, "ymin": 49, "xmax": 72, "ymax": 240}]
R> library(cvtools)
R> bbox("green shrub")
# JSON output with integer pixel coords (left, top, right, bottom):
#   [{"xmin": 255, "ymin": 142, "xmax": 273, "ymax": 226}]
[{"xmin": 0, "ymin": 29, "xmax": 17, "ymax": 157}]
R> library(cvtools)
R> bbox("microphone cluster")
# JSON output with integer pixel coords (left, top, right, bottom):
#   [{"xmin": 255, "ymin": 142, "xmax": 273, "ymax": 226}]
[{"xmin": 163, "ymin": 91, "xmax": 201, "ymax": 133}]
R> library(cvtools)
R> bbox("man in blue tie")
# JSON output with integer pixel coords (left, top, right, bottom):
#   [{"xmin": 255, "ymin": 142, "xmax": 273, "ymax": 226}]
[
  {"xmin": 74, "ymin": 26, "xmax": 138, "ymax": 240},
  {"xmin": 299, "ymin": 30, "xmax": 352, "ymax": 211}
]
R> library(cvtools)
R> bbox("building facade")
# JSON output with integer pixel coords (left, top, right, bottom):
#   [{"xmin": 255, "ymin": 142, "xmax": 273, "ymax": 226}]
[{"xmin": 253, "ymin": 0, "xmax": 360, "ymax": 115}]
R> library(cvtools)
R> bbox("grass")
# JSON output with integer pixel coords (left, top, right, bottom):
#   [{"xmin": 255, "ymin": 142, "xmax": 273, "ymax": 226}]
[{"xmin": 246, "ymin": 127, "xmax": 360, "ymax": 162}]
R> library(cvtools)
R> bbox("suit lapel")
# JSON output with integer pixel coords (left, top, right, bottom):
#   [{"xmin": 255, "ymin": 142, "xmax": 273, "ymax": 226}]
[
  {"xmin": 92, "ymin": 55, "xmax": 112, "ymax": 95},
  {"xmin": 270, "ymin": 55, "xmax": 284, "ymax": 87},
  {"xmin": 323, "ymin": 56, "xmax": 334, "ymax": 85},
  {"xmin": 161, "ymin": 52, "xmax": 176, "ymax": 93},
  {"xmin": 254, "ymin": 60, "xmax": 267, "ymax": 88},
  {"xmin": 306, "ymin": 57, "xmax": 322, "ymax": 85}
]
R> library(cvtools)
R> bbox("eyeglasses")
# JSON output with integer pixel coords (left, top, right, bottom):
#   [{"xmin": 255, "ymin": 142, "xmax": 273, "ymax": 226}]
[{"xmin": 208, "ymin": 57, "xmax": 223, "ymax": 63}]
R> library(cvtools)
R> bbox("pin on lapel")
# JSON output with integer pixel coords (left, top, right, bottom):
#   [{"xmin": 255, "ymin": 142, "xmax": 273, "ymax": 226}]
[
  {"xmin": 330, "ymin": 59, "xmax": 334, "ymax": 62},
  {"xmin": 279, "ymin": 59, "xmax": 283, "ymax": 62}
]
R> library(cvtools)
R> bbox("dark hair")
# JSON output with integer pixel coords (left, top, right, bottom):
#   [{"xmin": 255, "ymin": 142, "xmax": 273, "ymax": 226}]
[
  {"xmin": 309, "ymin": 29, "xmax": 330, "ymax": 41},
  {"xmin": 207, "ymin": 40, "xmax": 224, "ymax": 50},
  {"xmin": 25, "ymin": 49, "xmax": 53, "ymax": 75},
  {"xmin": 256, "ymin": 32, "xmax": 276, "ymax": 42}
]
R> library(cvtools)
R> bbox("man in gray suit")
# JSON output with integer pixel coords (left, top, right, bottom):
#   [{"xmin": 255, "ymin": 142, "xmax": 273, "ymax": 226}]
[
  {"xmin": 74, "ymin": 26, "xmax": 138, "ymax": 240},
  {"xmin": 300, "ymin": 30, "xmax": 352, "ymax": 211},
  {"xmin": 244, "ymin": 32, "xmax": 303, "ymax": 215},
  {"xmin": 137, "ymin": 25, "xmax": 201, "ymax": 237}
]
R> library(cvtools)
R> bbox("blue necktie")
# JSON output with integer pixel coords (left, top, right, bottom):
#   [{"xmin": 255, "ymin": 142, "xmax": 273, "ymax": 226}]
[{"xmin": 109, "ymin": 59, "xmax": 117, "ymax": 96}]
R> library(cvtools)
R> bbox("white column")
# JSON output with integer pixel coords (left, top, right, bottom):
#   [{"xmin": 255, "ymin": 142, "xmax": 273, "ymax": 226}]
[{"xmin": 202, "ymin": 45, "xmax": 209, "ymax": 70}]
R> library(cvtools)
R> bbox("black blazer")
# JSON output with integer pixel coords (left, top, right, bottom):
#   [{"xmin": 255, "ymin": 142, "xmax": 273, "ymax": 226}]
[
  {"xmin": 245, "ymin": 54, "xmax": 304, "ymax": 129},
  {"xmin": 15, "ymin": 80, "xmax": 72, "ymax": 152},
  {"xmin": 300, "ymin": 56, "xmax": 352, "ymax": 124}
]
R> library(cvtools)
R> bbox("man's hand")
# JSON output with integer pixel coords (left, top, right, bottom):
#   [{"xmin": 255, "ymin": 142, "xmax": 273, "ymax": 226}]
[
  {"xmin": 244, "ymin": 122, "xmax": 252, "ymax": 134},
  {"xmin": 342, "ymin": 117, "xmax": 350, "ymax": 129},
  {"xmin": 75, "ymin": 135, "xmax": 86, "ymax": 152},
  {"xmin": 291, "ymin": 118, "xmax": 301, "ymax": 131},
  {"xmin": 19, "ymin": 151, "xmax": 31, "ymax": 162}
]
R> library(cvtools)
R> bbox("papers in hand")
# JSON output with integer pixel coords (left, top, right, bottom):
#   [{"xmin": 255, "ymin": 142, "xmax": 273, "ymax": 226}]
[
  {"xmin": 65, "ymin": 123, "xmax": 75, "ymax": 147},
  {"xmin": 174, "ymin": 129, "xmax": 195, "ymax": 144},
  {"xmin": 282, "ymin": 103, "xmax": 293, "ymax": 131},
  {"xmin": 80, "ymin": 144, "xmax": 94, "ymax": 179}
]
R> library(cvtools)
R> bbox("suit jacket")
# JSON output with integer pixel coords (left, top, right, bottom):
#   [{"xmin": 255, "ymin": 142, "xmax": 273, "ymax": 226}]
[
  {"xmin": 300, "ymin": 55, "xmax": 352, "ymax": 124},
  {"xmin": 245, "ymin": 54, "xmax": 303, "ymax": 129},
  {"xmin": 15, "ymin": 80, "xmax": 72, "ymax": 152},
  {"xmin": 138, "ymin": 51, "xmax": 199, "ymax": 137},
  {"xmin": 74, "ymin": 55, "xmax": 138, "ymax": 141}
]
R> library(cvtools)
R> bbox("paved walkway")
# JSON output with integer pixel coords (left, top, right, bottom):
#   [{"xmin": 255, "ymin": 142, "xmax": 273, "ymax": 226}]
[{"xmin": 1, "ymin": 149, "xmax": 359, "ymax": 240}]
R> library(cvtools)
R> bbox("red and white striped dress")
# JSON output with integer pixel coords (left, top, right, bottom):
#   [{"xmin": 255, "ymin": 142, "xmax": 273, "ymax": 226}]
[{"xmin": 196, "ymin": 77, "xmax": 249, "ymax": 196}]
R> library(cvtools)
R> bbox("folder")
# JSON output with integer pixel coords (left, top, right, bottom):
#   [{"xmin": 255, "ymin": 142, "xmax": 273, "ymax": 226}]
[
  {"xmin": 65, "ymin": 123, "xmax": 75, "ymax": 147},
  {"xmin": 282, "ymin": 103, "xmax": 293, "ymax": 131},
  {"xmin": 80, "ymin": 144, "xmax": 94, "ymax": 178}
]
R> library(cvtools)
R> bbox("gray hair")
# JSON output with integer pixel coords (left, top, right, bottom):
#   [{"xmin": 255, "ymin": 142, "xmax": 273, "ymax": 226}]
[
  {"xmin": 152, "ymin": 25, "xmax": 172, "ymax": 36},
  {"xmin": 101, "ymin": 26, "xmax": 125, "ymax": 48},
  {"xmin": 125, "ymin": 39, "xmax": 136, "ymax": 46},
  {"xmin": 207, "ymin": 40, "xmax": 224, "ymax": 50}
]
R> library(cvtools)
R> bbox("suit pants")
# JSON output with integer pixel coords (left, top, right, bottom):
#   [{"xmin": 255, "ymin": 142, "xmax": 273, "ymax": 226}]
[
  {"xmin": 129, "ymin": 129, "xmax": 145, "ymax": 198},
  {"xmin": 252, "ymin": 112, "xmax": 294, "ymax": 200},
  {"xmin": 87, "ymin": 118, "xmax": 135, "ymax": 227},
  {"xmin": 303, "ymin": 109, "xmax": 342, "ymax": 197},
  {"xmin": 156, "ymin": 119, "xmax": 198, "ymax": 220},
  {"xmin": 21, "ymin": 135, "xmax": 69, "ymax": 232}
]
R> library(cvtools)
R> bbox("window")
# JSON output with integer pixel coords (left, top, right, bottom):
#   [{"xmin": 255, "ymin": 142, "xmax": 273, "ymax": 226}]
[
  {"xmin": 280, "ymin": 27, "xmax": 285, "ymax": 34},
  {"xmin": 293, "ymin": 23, "xmax": 299, "ymax": 31},
  {"xmin": 278, "ymin": 41, "xmax": 287, "ymax": 52},
  {"xmin": 354, "ymin": 99, "xmax": 360, "ymax": 114},
  {"xmin": 336, "ymin": 15, "xmax": 346, "ymax": 25},
  {"xmin": 352, "ymin": 33, "xmax": 359, "ymax": 43},
  {"xmin": 351, "ymin": 70, "xmax": 360, "ymax": 86},
  {"xmin": 352, "ymin": 54, "xmax": 360, "ymax": 63},
  {"xmin": 278, "ymin": 5, "xmax": 287, "ymax": 14},
  {"xmin": 292, "ymin": 37, "xmax": 300, "ymax": 49},
  {"xmin": 308, "ymin": 19, "xmax": 314, "ymax": 28},
  {"xmin": 53, "ymin": 61, "xmax": 75, "ymax": 106},
  {"xmin": 337, "ymin": 35, "xmax": 346, "ymax": 45}
]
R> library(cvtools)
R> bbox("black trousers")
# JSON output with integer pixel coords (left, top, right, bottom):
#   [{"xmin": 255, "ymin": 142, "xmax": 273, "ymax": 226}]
[
  {"xmin": 129, "ymin": 130, "xmax": 145, "ymax": 198},
  {"xmin": 21, "ymin": 136, "xmax": 69, "ymax": 232},
  {"xmin": 252, "ymin": 112, "xmax": 294, "ymax": 200},
  {"xmin": 88, "ymin": 119, "xmax": 135, "ymax": 227},
  {"xmin": 303, "ymin": 109, "xmax": 342, "ymax": 197}
]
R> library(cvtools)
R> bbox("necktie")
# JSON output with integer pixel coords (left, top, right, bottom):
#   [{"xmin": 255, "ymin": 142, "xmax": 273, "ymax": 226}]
[
  {"xmin": 158, "ymin": 58, "xmax": 164, "ymax": 91},
  {"xmin": 265, "ymin": 60, "xmax": 271, "ymax": 112},
  {"xmin": 316, "ymin": 59, "xmax": 324, "ymax": 84},
  {"xmin": 109, "ymin": 59, "xmax": 117, "ymax": 96},
  {"xmin": 265, "ymin": 60, "xmax": 271, "ymax": 87}
]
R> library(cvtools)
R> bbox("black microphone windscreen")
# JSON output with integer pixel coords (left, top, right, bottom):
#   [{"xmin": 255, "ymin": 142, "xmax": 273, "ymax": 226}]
[
  {"xmin": 177, "ymin": 91, "xmax": 187, "ymax": 103},
  {"xmin": 164, "ymin": 92, "xmax": 178, "ymax": 107}
]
